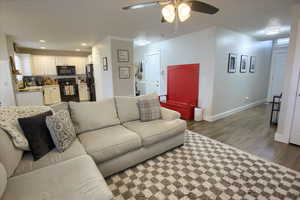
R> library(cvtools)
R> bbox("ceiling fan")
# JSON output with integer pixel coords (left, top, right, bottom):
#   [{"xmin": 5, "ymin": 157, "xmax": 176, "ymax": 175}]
[{"xmin": 122, "ymin": 0, "xmax": 219, "ymax": 23}]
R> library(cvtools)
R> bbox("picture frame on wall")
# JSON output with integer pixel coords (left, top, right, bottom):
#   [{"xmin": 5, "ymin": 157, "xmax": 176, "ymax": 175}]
[
  {"xmin": 228, "ymin": 53, "xmax": 237, "ymax": 73},
  {"xmin": 240, "ymin": 55, "xmax": 248, "ymax": 73},
  {"xmin": 103, "ymin": 57, "xmax": 108, "ymax": 71},
  {"xmin": 117, "ymin": 49, "xmax": 129, "ymax": 62},
  {"xmin": 119, "ymin": 66, "xmax": 130, "ymax": 79},
  {"xmin": 250, "ymin": 56, "xmax": 256, "ymax": 73}
]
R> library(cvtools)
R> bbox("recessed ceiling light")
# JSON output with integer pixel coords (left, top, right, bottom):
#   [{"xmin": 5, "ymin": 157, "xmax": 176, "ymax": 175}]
[
  {"xmin": 75, "ymin": 49, "xmax": 81, "ymax": 51},
  {"xmin": 81, "ymin": 43, "xmax": 87, "ymax": 46},
  {"xmin": 134, "ymin": 40, "xmax": 151, "ymax": 46},
  {"xmin": 40, "ymin": 47, "xmax": 46, "ymax": 49},
  {"xmin": 39, "ymin": 40, "xmax": 46, "ymax": 43}
]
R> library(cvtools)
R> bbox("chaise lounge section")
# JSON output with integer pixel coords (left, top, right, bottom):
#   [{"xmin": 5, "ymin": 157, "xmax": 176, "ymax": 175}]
[{"xmin": 0, "ymin": 94, "xmax": 186, "ymax": 200}]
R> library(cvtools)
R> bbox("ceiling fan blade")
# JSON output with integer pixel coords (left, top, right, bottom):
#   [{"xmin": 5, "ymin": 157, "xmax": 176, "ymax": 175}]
[
  {"xmin": 187, "ymin": 1, "xmax": 219, "ymax": 14},
  {"xmin": 123, "ymin": 1, "xmax": 163, "ymax": 10}
]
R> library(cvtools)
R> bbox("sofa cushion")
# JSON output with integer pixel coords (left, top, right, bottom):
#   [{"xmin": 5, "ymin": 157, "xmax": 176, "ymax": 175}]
[
  {"xmin": 0, "ymin": 106, "xmax": 53, "ymax": 151},
  {"xmin": 18, "ymin": 111, "xmax": 55, "ymax": 161},
  {"xmin": 46, "ymin": 110, "xmax": 76, "ymax": 153},
  {"xmin": 69, "ymin": 99, "xmax": 120, "ymax": 134},
  {"xmin": 79, "ymin": 125, "xmax": 142, "ymax": 163},
  {"xmin": 123, "ymin": 119, "xmax": 187, "ymax": 146},
  {"xmin": 0, "ymin": 163, "xmax": 7, "ymax": 199},
  {"xmin": 0, "ymin": 129, "xmax": 23, "ymax": 178},
  {"xmin": 14, "ymin": 139, "xmax": 86, "ymax": 176},
  {"xmin": 115, "ymin": 94, "xmax": 157, "ymax": 123},
  {"xmin": 50, "ymin": 102, "xmax": 69, "ymax": 113},
  {"xmin": 2, "ymin": 155, "xmax": 113, "ymax": 200},
  {"xmin": 137, "ymin": 97, "xmax": 161, "ymax": 122}
]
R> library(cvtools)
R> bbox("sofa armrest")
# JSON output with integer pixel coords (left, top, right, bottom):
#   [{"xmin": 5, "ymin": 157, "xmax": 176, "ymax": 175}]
[{"xmin": 161, "ymin": 107, "xmax": 181, "ymax": 120}]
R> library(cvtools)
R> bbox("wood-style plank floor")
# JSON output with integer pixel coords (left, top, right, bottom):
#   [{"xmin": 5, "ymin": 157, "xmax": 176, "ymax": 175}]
[{"xmin": 187, "ymin": 104, "xmax": 300, "ymax": 172}]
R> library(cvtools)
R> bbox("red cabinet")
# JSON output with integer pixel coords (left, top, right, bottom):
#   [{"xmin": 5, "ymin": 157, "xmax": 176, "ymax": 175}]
[{"xmin": 160, "ymin": 64, "xmax": 199, "ymax": 120}]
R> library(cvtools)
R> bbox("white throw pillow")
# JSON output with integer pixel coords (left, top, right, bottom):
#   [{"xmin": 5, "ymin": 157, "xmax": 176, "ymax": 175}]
[
  {"xmin": 0, "ymin": 106, "xmax": 53, "ymax": 151},
  {"xmin": 46, "ymin": 110, "xmax": 76, "ymax": 153}
]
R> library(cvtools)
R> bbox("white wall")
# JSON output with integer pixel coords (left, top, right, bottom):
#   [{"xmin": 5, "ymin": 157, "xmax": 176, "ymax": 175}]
[
  {"xmin": 110, "ymin": 38, "xmax": 134, "ymax": 96},
  {"xmin": 92, "ymin": 37, "xmax": 134, "ymax": 100},
  {"xmin": 134, "ymin": 27, "xmax": 217, "ymax": 119},
  {"xmin": 134, "ymin": 27, "xmax": 273, "ymax": 121},
  {"xmin": 0, "ymin": 33, "xmax": 16, "ymax": 106},
  {"xmin": 211, "ymin": 27, "xmax": 273, "ymax": 119},
  {"xmin": 275, "ymin": 4, "xmax": 300, "ymax": 143},
  {"xmin": 94, "ymin": 38, "xmax": 114, "ymax": 99}
]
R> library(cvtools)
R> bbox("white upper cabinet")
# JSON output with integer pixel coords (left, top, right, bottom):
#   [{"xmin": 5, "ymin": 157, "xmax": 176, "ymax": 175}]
[
  {"xmin": 21, "ymin": 55, "xmax": 88, "ymax": 76},
  {"xmin": 32, "ymin": 55, "xmax": 56, "ymax": 75},
  {"xmin": 55, "ymin": 56, "xmax": 87, "ymax": 74},
  {"xmin": 14, "ymin": 54, "xmax": 33, "ymax": 76}
]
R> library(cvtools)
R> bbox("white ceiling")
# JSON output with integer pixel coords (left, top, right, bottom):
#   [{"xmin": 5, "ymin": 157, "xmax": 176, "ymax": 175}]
[{"xmin": 0, "ymin": 0, "xmax": 298, "ymax": 51}]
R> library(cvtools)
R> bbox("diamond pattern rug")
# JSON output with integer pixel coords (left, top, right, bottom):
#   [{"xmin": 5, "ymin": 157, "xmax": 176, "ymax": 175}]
[{"xmin": 106, "ymin": 131, "xmax": 300, "ymax": 200}]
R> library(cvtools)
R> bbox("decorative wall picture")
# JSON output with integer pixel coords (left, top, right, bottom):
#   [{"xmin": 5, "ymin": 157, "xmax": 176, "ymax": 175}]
[
  {"xmin": 103, "ymin": 57, "xmax": 108, "ymax": 71},
  {"xmin": 119, "ymin": 66, "xmax": 130, "ymax": 79},
  {"xmin": 117, "ymin": 49, "xmax": 129, "ymax": 62},
  {"xmin": 240, "ymin": 55, "xmax": 248, "ymax": 73},
  {"xmin": 250, "ymin": 56, "xmax": 256, "ymax": 73},
  {"xmin": 228, "ymin": 53, "xmax": 237, "ymax": 73}
]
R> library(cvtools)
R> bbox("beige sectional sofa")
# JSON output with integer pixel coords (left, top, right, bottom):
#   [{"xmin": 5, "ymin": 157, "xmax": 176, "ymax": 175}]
[{"xmin": 0, "ymin": 95, "xmax": 186, "ymax": 200}]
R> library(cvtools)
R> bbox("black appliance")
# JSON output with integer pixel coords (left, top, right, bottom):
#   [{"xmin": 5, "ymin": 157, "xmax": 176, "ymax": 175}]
[
  {"xmin": 56, "ymin": 66, "xmax": 76, "ymax": 76},
  {"xmin": 86, "ymin": 64, "xmax": 96, "ymax": 101},
  {"xmin": 57, "ymin": 78, "xmax": 79, "ymax": 102}
]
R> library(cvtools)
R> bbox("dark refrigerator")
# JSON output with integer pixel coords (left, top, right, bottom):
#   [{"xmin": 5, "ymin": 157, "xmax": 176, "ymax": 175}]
[{"xmin": 86, "ymin": 64, "xmax": 96, "ymax": 101}]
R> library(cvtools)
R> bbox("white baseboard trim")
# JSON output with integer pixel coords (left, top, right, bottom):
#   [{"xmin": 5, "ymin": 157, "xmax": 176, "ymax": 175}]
[
  {"xmin": 205, "ymin": 99, "xmax": 267, "ymax": 122},
  {"xmin": 274, "ymin": 132, "xmax": 290, "ymax": 144}
]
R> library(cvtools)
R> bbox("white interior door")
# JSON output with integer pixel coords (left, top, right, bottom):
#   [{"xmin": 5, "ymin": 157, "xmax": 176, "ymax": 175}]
[
  {"xmin": 268, "ymin": 50, "xmax": 288, "ymax": 101},
  {"xmin": 290, "ymin": 76, "xmax": 300, "ymax": 145},
  {"xmin": 143, "ymin": 52, "xmax": 161, "ymax": 95}
]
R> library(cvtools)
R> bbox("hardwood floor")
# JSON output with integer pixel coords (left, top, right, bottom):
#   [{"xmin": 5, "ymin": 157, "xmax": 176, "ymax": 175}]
[{"xmin": 187, "ymin": 104, "xmax": 300, "ymax": 172}]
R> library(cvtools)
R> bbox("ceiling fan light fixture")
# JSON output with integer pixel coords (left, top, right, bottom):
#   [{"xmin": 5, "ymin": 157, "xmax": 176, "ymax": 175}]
[
  {"xmin": 178, "ymin": 3, "xmax": 191, "ymax": 22},
  {"xmin": 162, "ymin": 4, "xmax": 176, "ymax": 23}
]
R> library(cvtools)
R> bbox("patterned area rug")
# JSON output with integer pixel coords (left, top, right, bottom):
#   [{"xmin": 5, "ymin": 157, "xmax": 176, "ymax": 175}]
[{"xmin": 106, "ymin": 131, "xmax": 300, "ymax": 200}]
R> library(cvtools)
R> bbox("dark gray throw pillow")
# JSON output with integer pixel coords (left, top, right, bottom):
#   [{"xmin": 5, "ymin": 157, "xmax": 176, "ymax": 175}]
[
  {"xmin": 18, "ymin": 111, "xmax": 54, "ymax": 161},
  {"xmin": 46, "ymin": 110, "xmax": 76, "ymax": 153},
  {"xmin": 137, "ymin": 97, "xmax": 161, "ymax": 122}
]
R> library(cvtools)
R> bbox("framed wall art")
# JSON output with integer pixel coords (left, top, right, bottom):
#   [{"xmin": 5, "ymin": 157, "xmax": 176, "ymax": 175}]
[
  {"xmin": 240, "ymin": 55, "xmax": 248, "ymax": 73},
  {"xmin": 228, "ymin": 53, "xmax": 237, "ymax": 73},
  {"xmin": 103, "ymin": 57, "xmax": 108, "ymax": 71},
  {"xmin": 117, "ymin": 49, "xmax": 129, "ymax": 62},
  {"xmin": 250, "ymin": 56, "xmax": 256, "ymax": 73},
  {"xmin": 119, "ymin": 66, "xmax": 130, "ymax": 79}
]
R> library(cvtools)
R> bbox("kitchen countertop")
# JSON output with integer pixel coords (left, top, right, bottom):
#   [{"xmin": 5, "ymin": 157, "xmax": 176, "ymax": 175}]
[{"xmin": 17, "ymin": 86, "xmax": 43, "ymax": 93}]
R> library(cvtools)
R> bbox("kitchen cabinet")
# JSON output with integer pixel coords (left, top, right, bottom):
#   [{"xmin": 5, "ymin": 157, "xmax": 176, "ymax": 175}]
[
  {"xmin": 16, "ymin": 91, "xmax": 44, "ymax": 106},
  {"xmin": 78, "ymin": 83, "xmax": 89, "ymax": 101},
  {"xmin": 43, "ymin": 85, "xmax": 61, "ymax": 105},
  {"xmin": 55, "ymin": 56, "xmax": 87, "ymax": 74},
  {"xmin": 14, "ymin": 54, "xmax": 32, "ymax": 76},
  {"xmin": 17, "ymin": 55, "xmax": 88, "ymax": 76},
  {"xmin": 32, "ymin": 55, "xmax": 56, "ymax": 75}
]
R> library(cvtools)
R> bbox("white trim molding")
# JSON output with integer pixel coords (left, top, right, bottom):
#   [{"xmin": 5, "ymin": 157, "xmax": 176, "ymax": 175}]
[
  {"xmin": 204, "ymin": 99, "xmax": 267, "ymax": 122},
  {"xmin": 274, "ymin": 131, "xmax": 290, "ymax": 144}
]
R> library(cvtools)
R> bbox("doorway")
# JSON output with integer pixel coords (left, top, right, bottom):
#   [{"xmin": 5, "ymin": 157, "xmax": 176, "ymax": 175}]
[
  {"xmin": 139, "ymin": 51, "xmax": 162, "ymax": 95},
  {"xmin": 268, "ymin": 47, "xmax": 288, "ymax": 102}
]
